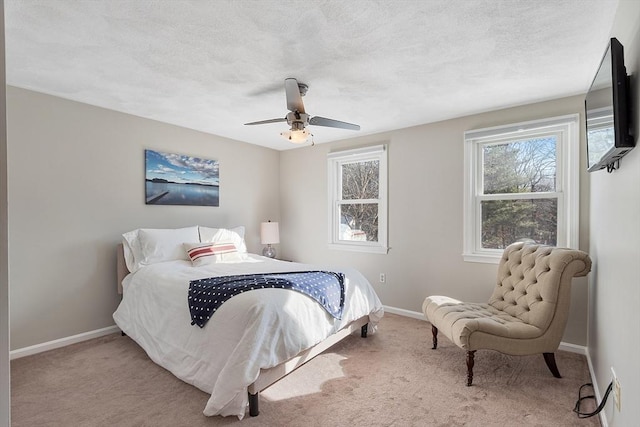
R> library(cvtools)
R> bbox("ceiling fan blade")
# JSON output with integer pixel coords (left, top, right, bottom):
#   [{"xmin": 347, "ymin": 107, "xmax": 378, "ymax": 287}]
[
  {"xmin": 244, "ymin": 117, "xmax": 287, "ymax": 126},
  {"xmin": 309, "ymin": 116, "xmax": 360, "ymax": 131},
  {"xmin": 285, "ymin": 78, "xmax": 305, "ymax": 113}
]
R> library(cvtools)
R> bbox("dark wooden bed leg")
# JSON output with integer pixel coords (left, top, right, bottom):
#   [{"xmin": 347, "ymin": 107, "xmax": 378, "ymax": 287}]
[
  {"xmin": 543, "ymin": 352, "xmax": 562, "ymax": 378},
  {"xmin": 431, "ymin": 325, "xmax": 438, "ymax": 349},
  {"xmin": 248, "ymin": 392, "xmax": 259, "ymax": 417},
  {"xmin": 121, "ymin": 331, "xmax": 126, "ymax": 337},
  {"xmin": 466, "ymin": 350, "xmax": 476, "ymax": 386},
  {"xmin": 361, "ymin": 323, "xmax": 368, "ymax": 338}
]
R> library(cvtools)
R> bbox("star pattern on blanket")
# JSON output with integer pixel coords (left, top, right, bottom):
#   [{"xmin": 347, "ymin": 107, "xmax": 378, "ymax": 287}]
[{"xmin": 188, "ymin": 271, "xmax": 345, "ymax": 328}]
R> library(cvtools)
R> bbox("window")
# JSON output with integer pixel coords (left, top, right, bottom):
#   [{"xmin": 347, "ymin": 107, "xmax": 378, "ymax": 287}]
[
  {"xmin": 328, "ymin": 145, "xmax": 388, "ymax": 254},
  {"xmin": 463, "ymin": 115, "xmax": 579, "ymax": 263}
]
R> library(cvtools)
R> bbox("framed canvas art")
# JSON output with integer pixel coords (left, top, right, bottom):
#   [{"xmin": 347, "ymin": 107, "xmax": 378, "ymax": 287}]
[{"xmin": 145, "ymin": 149, "xmax": 219, "ymax": 206}]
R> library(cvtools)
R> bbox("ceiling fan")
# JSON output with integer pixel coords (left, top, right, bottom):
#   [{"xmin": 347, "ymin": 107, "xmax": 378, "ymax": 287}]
[{"xmin": 244, "ymin": 78, "xmax": 360, "ymax": 143}]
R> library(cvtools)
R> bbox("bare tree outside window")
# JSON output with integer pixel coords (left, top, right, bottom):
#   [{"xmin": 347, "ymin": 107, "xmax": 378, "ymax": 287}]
[
  {"xmin": 481, "ymin": 137, "xmax": 558, "ymax": 249},
  {"xmin": 340, "ymin": 160, "xmax": 379, "ymax": 242}
]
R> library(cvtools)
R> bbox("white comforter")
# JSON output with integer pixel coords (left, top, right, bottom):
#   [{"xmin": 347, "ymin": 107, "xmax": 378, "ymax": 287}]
[{"xmin": 113, "ymin": 254, "xmax": 384, "ymax": 419}]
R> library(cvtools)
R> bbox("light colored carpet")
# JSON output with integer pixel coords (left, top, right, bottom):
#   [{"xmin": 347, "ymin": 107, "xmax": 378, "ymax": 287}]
[{"xmin": 11, "ymin": 313, "xmax": 599, "ymax": 426}]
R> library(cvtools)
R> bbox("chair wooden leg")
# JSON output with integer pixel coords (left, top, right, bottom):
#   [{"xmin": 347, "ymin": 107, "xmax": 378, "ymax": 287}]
[
  {"xmin": 543, "ymin": 352, "xmax": 562, "ymax": 378},
  {"xmin": 431, "ymin": 325, "xmax": 438, "ymax": 350},
  {"xmin": 466, "ymin": 350, "xmax": 476, "ymax": 386}
]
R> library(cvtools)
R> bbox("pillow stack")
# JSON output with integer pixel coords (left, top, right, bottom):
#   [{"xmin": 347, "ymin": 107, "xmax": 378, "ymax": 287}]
[{"xmin": 122, "ymin": 225, "xmax": 248, "ymax": 272}]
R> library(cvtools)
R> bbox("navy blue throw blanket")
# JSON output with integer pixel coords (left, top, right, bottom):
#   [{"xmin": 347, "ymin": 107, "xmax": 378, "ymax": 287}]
[{"xmin": 188, "ymin": 271, "xmax": 345, "ymax": 328}]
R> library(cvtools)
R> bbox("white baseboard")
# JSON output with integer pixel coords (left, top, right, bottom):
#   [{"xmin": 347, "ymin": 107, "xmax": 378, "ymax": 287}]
[
  {"xmin": 383, "ymin": 305, "xmax": 426, "ymax": 320},
  {"xmin": 584, "ymin": 347, "xmax": 608, "ymax": 427},
  {"xmin": 558, "ymin": 341, "xmax": 587, "ymax": 355},
  {"xmin": 10, "ymin": 325, "xmax": 120, "ymax": 360}
]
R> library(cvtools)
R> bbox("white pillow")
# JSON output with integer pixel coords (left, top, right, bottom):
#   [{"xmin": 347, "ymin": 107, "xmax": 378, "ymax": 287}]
[
  {"xmin": 136, "ymin": 226, "xmax": 200, "ymax": 267},
  {"xmin": 199, "ymin": 226, "xmax": 247, "ymax": 253},
  {"xmin": 122, "ymin": 229, "xmax": 143, "ymax": 273},
  {"xmin": 184, "ymin": 242, "xmax": 246, "ymax": 266}
]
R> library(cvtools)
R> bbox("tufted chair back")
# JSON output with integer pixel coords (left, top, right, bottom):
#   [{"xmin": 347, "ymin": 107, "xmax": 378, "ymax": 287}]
[{"xmin": 488, "ymin": 243, "xmax": 591, "ymax": 333}]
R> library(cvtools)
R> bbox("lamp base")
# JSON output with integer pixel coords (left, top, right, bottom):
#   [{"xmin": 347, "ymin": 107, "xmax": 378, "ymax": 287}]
[{"xmin": 262, "ymin": 244, "xmax": 276, "ymax": 259}]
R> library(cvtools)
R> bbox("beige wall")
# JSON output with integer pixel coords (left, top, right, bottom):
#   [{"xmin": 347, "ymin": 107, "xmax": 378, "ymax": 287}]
[
  {"xmin": 588, "ymin": 1, "xmax": 640, "ymax": 425},
  {"xmin": 280, "ymin": 95, "xmax": 591, "ymax": 346},
  {"xmin": 1, "ymin": 0, "xmax": 10, "ymax": 424},
  {"xmin": 7, "ymin": 87, "xmax": 280, "ymax": 350}
]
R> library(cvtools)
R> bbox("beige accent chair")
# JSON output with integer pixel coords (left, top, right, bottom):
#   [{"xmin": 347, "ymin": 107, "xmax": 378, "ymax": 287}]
[{"xmin": 423, "ymin": 242, "xmax": 591, "ymax": 386}]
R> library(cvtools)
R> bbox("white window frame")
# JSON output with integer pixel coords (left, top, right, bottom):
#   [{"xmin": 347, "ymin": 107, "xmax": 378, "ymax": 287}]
[
  {"xmin": 327, "ymin": 144, "xmax": 388, "ymax": 254},
  {"xmin": 463, "ymin": 114, "xmax": 579, "ymax": 264}
]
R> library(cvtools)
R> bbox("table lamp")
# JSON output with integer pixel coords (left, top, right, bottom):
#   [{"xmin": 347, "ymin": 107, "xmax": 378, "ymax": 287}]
[{"xmin": 260, "ymin": 221, "xmax": 279, "ymax": 258}]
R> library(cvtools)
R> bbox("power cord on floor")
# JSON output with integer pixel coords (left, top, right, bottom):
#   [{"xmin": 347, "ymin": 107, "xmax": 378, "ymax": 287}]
[{"xmin": 573, "ymin": 381, "xmax": 613, "ymax": 418}]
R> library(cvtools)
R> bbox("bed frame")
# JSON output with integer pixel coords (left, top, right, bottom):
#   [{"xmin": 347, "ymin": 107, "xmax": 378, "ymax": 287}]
[{"xmin": 116, "ymin": 244, "xmax": 369, "ymax": 417}]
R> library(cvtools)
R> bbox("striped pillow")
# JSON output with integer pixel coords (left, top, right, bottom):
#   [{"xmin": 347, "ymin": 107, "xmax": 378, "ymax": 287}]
[{"xmin": 184, "ymin": 242, "xmax": 244, "ymax": 266}]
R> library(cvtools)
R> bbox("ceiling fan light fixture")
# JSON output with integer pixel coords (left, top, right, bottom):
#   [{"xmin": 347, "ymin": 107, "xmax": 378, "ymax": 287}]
[
  {"xmin": 280, "ymin": 128, "xmax": 311, "ymax": 143},
  {"xmin": 246, "ymin": 78, "xmax": 359, "ymax": 145}
]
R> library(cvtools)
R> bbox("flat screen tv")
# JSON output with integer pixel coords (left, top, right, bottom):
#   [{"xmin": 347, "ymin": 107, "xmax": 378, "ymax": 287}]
[{"xmin": 585, "ymin": 37, "xmax": 635, "ymax": 172}]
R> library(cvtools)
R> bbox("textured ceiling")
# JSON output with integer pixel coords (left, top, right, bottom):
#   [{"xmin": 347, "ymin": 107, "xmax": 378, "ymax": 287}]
[{"xmin": 5, "ymin": 0, "xmax": 619, "ymax": 150}]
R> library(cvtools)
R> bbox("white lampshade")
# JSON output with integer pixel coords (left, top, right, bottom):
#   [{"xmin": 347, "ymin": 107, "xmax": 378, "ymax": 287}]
[{"xmin": 260, "ymin": 221, "xmax": 280, "ymax": 245}]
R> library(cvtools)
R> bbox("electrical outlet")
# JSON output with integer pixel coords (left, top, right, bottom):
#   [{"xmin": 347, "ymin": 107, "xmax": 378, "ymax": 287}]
[
  {"xmin": 379, "ymin": 273, "xmax": 385, "ymax": 283},
  {"xmin": 611, "ymin": 367, "xmax": 621, "ymax": 411}
]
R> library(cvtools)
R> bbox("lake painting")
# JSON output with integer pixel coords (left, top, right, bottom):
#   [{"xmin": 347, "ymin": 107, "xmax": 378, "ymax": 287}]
[{"xmin": 145, "ymin": 149, "xmax": 219, "ymax": 206}]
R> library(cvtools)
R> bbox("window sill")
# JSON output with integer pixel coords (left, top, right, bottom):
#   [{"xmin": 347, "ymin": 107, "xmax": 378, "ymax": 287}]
[
  {"xmin": 462, "ymin": 252, "xmax": 501, "ymax": 264},
  {"xmin": 328, "ymin": 243, "xmax": 389, "ymax": 254}
]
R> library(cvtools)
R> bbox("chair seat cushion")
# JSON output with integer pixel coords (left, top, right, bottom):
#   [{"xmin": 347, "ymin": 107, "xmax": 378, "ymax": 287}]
[{"xmin": 423, "ymin": 295, "xmax": 544, "ymax": 350}]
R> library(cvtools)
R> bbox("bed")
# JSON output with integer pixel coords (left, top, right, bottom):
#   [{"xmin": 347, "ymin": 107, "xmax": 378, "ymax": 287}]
[{"xmin": 112, "ymin": 226, "xmax": 384, "ymax": 419}]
